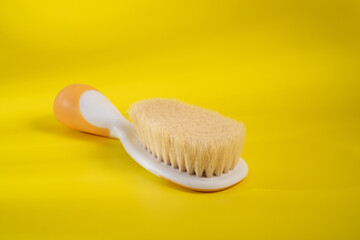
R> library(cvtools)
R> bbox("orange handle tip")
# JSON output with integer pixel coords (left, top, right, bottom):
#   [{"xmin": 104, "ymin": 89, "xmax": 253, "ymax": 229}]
[{"xmin": 53, "ymin": 84, "xmax": 110, "ymax": 137}]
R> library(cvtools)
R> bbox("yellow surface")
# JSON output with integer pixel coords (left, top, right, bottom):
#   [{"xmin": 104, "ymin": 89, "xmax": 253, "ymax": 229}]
[{"xmin": 1, "ymin": 0, "xmax": 360, "ymax": 239}]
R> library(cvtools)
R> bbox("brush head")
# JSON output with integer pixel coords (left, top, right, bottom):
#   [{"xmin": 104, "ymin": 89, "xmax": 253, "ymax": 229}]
[{"xmin": 128, "ymin": 99, "xmax": 245, "ymax": 177}]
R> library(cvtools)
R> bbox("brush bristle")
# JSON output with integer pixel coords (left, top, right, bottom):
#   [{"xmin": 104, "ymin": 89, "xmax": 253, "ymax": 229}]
[{"xmin": 128, "ymin": 99, "xmax": 245, "ymax": 177}]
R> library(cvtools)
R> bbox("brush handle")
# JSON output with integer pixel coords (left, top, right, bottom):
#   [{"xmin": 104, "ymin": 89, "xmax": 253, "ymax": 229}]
[{"xmin": 53, "ymin": 84, "xmax": 130, "ymax": 138}]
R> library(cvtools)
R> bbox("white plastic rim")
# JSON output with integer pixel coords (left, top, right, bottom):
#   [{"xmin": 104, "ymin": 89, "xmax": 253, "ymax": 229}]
[
  {"xmin": 112, "ymin": 125, "xmax": 248, "ymax": 191},
  {"xmin": 80, "ymin": 90, "xmax": 248, "ymax": 191}
]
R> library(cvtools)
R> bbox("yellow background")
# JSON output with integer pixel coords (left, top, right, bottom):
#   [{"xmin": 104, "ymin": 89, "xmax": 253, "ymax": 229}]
[{"xmin": 1, "ymin": 0, "xmax": 360, "ymax": 239}]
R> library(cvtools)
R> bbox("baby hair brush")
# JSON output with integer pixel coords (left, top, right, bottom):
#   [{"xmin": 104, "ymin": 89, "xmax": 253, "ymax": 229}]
[{"xmin": 53, "ymin": 84, "xmax": 248, "ymax": 192}]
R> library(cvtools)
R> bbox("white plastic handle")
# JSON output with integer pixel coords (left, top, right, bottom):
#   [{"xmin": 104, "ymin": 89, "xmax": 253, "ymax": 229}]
[{"xmin": 79, "ymin": 90, "xmax": 131, "ymax": 137}]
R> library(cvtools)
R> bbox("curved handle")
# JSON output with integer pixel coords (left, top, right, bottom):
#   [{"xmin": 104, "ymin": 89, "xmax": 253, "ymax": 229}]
[{"xmin": 53, "ymin": 84, "xmax": 127, "ymax": 137}]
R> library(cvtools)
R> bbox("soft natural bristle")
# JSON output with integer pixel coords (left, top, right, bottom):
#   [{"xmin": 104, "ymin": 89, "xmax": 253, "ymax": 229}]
[{"xmin": 128, "ymin": 99, "xmax": 245, "ymax": 177}]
